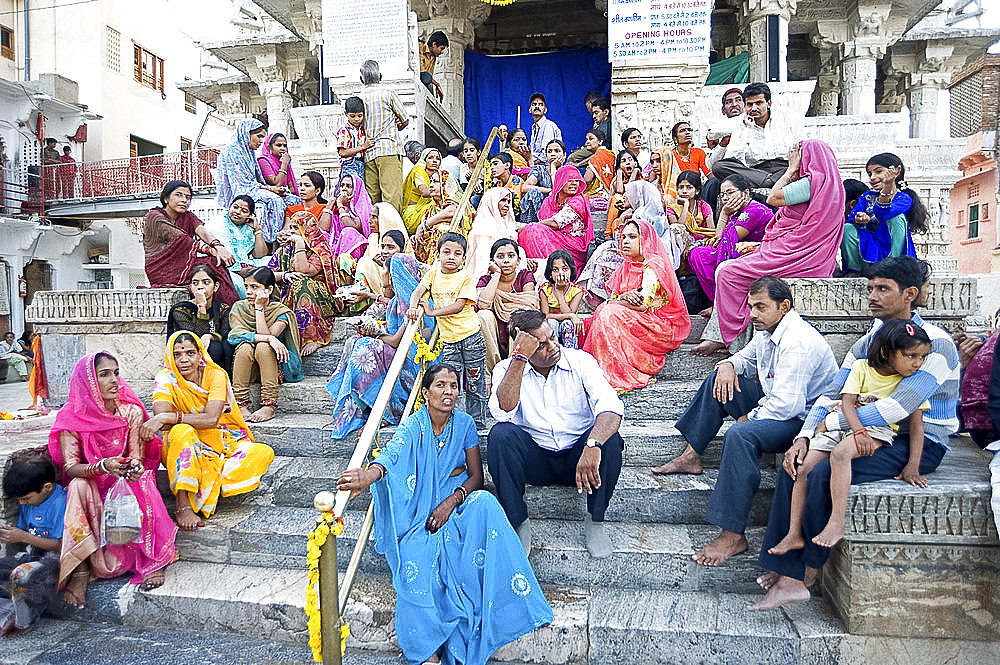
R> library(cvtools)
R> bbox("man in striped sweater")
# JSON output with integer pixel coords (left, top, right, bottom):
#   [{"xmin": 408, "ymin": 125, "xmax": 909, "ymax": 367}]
[{"xmin": 750, "ymin": 256, "xmax": 959, "ymax": 611}]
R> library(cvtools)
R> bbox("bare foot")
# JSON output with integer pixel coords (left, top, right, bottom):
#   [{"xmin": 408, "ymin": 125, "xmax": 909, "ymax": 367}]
[
  {"xmin": 690, "ymin": 340, "xmax": 727, "ymax": 357},
  {"xmin": 651, "ymin": 446, "xmax": 703, "ymax": 475},
  {"xmin": 698, "ymin": 306, "xmax": 713, "ymax": 318},
  {"xmin": 811, "ymin": 520, "xmax": 845, "ymax": 549},
  {"xmin": 176, "ymin": 505, "xmax": 204, "ymax": 532},
  {"xmin": 692, "ymin": 530, "xmax": 747, "ymax": 566},
  {"xmin": 756, "ymin": 572, "xmax": 779, "ymax": 590},
  {"xmin": 768, "ymin": 533, "xmax": 805, "ymax": 556},
  {"xmin": 139, "ymin": 568, "xmax": 167, "ymax": 591},
  {"xmin": 301, "ymin": 342, "xmax": 322, "ymax": 357},
  {"xmin": 247, "ymin": 405, "xmax": 276, "ymax": 423},
  {"xmin": 747, "ymin": 576, "xmax": 811, "ymax": 611},
  {"xmin": 64, "ymin": 570, "xmax": 89, "ymax": 608},
  {"xmin": 422, "ymin": 655, "xmax": 441, "ymax": 664}
]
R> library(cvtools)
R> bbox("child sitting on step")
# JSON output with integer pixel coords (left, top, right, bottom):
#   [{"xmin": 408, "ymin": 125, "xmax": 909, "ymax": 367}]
[
  {"xmin": 768, "ymin": 319, "xmax": 932, "ymax": 554},
  {"xmin": 0, "ymin": 458, "xmax": 64, "ymax": 637},
  {"xmin": 539, "ymin": 249, "xmax": 584, "ymax": 349}
]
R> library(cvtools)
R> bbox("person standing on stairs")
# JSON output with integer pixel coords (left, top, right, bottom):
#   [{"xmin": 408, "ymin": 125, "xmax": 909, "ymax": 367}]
[
  {"xmin": 751, "ymin": 256, "xmax": 959, "ymax": 611},
  {"xmin": 487, "ymin": 308, "xmax": 626, "ymax": 559},
  {"xmin": 651, "ymin": 276, "xmax": 838, "ymax": 566}
]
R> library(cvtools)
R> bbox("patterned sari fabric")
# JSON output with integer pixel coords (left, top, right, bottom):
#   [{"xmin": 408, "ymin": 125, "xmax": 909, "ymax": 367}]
[
  {"xmin": 269, "ymin": 211, "xmax": 350, "ymax": 346},
  {"xmin": 329, "ymin": 174, "xmax": 373, "ymax": 260},
  {"xmin": 204, "ymin": 212, "xmax": 272, "ymax": 298},
  {"xmin": 688, "ymin": 200, "xmax": 773, "ymax": 302},
  {"xmin": 325, "ymin": 254, "xmax": 430, "ymax": 439},
  {"xmin": 47, "ymin": 353, "xmax": 177, "ymax": 587},
  {"xmin": 410, "ymin": 196, "xmax": 471, "ymax": 265},
  {"xmin": 370, "ymin": 407, "xmax": 552, "ymax": 665},
  {"xmin": 228, "ymin": 298, "xmax": 305, "ymax": 389},
  {"xmin": 583, "ymin": 219, "xmax": 691, "ymax": 392},
  {"xmin": 153, "ymin": 332, "xmax": 275, "ymax": 518},
  {"xmin": 466, "ymin": 187, "xmax": 519, "ymax": 280},
  {"xmin": 518, "ymin": 165, "xmax": 594, "ymax": 274}
]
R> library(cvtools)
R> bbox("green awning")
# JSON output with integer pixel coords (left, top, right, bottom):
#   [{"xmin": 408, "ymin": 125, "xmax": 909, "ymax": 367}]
[{"xmin": 706, "ymin": 52, "xmax": 749, "ymax": 86}]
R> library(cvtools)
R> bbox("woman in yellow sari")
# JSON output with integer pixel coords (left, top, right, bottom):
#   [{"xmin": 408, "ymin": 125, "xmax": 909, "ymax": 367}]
[
  {"xmin": 408, "ymin": 171, "xmax": 471, "ymax": 264},
  {"xmin": 147, "ymin": 331, "xmax": 275, "ymax": 531},
  {"xmin": 402, "ymin": 148, "xmax": 459, "ymax": 232}
]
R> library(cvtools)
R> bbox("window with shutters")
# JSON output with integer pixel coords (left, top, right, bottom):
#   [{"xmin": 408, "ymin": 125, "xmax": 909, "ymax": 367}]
[
  {"xmin": 1, "ymin": 26, "xmax": 13, "ymax": 61},
  {"xmin": 133, "ymin": 43, "xmax": 165, "ymax": 93},
  {"xmin": 968, "ymin": 204, "xmax": 980, "ymax": 239}
]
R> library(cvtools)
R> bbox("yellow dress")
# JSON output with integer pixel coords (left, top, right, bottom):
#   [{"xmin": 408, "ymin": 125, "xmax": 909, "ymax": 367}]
[{"xmin": 153, "ymin": 331, "xmax": 275, "ymax": 518}]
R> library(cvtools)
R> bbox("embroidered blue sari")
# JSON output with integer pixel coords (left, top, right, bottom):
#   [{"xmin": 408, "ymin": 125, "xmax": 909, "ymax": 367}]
[
  {"xmin": 326, "ymin": 254, "xmax": 432, "ymax": 439},
  {"xmin": 371, "ymin": 408, "xmax": 552, "ymax": 665}
]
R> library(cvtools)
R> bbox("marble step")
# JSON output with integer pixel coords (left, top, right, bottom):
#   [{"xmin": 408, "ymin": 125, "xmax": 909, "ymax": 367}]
[
  {"xmin": 270, "ymin": 375, "xmax": 702, "ymax": 418},
  {"xmin": 260, "ymin": 456, "xmax": 777, "ymax": 525},
  {"xmin": 209, "ymin": 504, "xmax": 768, "ymax": 593},
  {"xmin": 248, "ymin": 414, "xmax": 746, "ymax": 469}
]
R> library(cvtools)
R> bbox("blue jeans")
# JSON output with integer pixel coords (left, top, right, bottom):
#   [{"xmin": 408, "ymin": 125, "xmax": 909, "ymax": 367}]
[{"xmin": 440, "ymin": 330, "xmax": 487, "ymax": 426}]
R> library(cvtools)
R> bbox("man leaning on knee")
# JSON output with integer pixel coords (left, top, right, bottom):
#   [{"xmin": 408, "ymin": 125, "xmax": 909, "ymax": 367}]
[
  {"xmin": 486, "ymin": 309, "xmax": 625, "ymax": 559},
  {"xmin": 652, "ymin": 276, "xmax": 839, "ymax": 566}
]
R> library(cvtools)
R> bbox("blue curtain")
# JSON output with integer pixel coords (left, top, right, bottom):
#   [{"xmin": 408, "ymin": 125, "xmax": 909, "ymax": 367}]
[{"xmin": 463, "ymin": 48, "xmax": 612, "ymax": 153}]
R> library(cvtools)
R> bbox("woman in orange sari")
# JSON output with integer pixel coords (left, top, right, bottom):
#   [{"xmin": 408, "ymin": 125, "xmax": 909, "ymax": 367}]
[
  {"xmin": 648, "ymin": 147, "xmax": 681, "ymax": 210},
  {"xmin": 583, "ymin": 219, "xmax": 690, "ymax": 392}
]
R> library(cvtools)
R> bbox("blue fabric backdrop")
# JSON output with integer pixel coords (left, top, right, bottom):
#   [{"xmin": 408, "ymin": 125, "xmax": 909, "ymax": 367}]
[{"xmin": 463, "ymin": 48, "xmax": 612, "ymax": 153}]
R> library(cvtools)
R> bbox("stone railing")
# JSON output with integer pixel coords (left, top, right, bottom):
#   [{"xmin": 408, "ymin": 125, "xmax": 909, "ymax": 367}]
[{"xmin": 26, "ymin": 289, "xmax": 187, "ymax": 406}]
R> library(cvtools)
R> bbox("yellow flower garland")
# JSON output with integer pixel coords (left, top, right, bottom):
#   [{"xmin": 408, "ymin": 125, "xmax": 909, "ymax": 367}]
[
  {"xmin": 305, "ymin": 511, "xmax": 348, "ymax": 663},
  {"xmin": 413, "ymin": 334, "xmax": 444, "ymax": 365},
  {"xmin": 477, "ymin": 0, "xmax": 518, "ymax": 4}
]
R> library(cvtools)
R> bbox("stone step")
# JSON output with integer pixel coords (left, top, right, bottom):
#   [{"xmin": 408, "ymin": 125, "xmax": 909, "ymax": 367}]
[
  {"xmin": 248, "ymin": 414, "xmax": 743, "ymax": 469},
  {"xmin": 217, "ymin": 504, "xmax": 769, "ymax": 593},
  {"xmin": 262, "ymin": 456, "xmax": 776, "ymax": 526}
]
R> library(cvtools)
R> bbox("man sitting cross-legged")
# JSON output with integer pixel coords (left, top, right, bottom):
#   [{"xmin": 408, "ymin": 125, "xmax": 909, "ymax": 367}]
[
  {"xmin": 651, "ymin": 276, "xmax": 839, "ymax": 566},
  {"xmin": 487, "ymin": 308, "xmax": 625, "ymax": 559}
]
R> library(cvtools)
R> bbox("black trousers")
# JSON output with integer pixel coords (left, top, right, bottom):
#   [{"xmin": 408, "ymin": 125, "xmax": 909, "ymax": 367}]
[{"xmin": 486, "ymin": 422, "xmax": 624, "ymax": 527}]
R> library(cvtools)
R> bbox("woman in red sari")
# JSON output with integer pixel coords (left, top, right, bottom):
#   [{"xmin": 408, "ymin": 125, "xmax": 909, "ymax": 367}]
[
  {"xmin": 518, "ymin": 165, "xmax": 594, "ymax": 274},
  {"xmin": 143, "ymin": 180, "xmax": 239, "ymax": 305},
  {"xmin": 583, "ymin": 219, "xmax": 690, "ymax": 392}
]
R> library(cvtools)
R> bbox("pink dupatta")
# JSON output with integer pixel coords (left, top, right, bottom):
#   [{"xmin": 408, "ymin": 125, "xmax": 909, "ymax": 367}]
[
  {"xmin": 518, "ymin": 165, "xmax": 594, "ymax": 273},
  {"xmin": 257, "ymin": 133, "xmax": 299, "ymax": 196},
  {"xmin": 329, "ymin": 173, "xmax": 372, "ymax": 259}
]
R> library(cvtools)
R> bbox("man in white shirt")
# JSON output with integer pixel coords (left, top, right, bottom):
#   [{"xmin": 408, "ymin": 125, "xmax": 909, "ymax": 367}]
[
  {"xmin": 487, "ymin": 309, "xmax": 625, "ymax": 559},
  {"xmin": 0, "ymin": 331, "xmax": 29, "ymax": 382},
  {"xmin": 441, "ymin": 138, "xmax": 464, "ymax": 185},
  {"xmin": 528, "ymin": 94, "xmax": 563, "ymax": 165},
  {"xmin": 651, "ymin": 276, "xmax": 838, "ymax": 566},
  {"xmin": 709, "ymin": 82, "xmax": 796, "ymax": 191}
]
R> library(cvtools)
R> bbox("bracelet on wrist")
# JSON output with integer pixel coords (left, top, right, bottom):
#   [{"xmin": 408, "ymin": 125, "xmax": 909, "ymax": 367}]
[
  {"xmin": 454, "ymin": 486, "xmax": 468, "ymax": 503},
  {"xmin": 255, "ymin": 306, "xmax": 265, "ymax": 312},
  {"xmin": 511, "ymin": 352, "xmax": 529, "ymax": 363},
  {"xmin": 98, "ymin": 458, "xmax": 110, "ymax": 474}
]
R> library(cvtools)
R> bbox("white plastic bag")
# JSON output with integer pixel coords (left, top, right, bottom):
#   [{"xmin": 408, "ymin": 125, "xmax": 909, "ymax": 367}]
[{"xmin": 102, "ymin": 477, "xmax": 142, "ymax": 545}]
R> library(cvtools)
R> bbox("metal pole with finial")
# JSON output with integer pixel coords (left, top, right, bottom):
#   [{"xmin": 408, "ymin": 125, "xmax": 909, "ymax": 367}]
[{"xmin": 314, "ymin": 491, "xmax": 342, "ymax": 665}]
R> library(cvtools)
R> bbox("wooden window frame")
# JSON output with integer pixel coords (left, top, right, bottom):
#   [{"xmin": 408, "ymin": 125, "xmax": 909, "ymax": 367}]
[
  {"xmin": 1, "ymin": 25, "xmax": 14, "ymax": 61},
  {"xmin": 968, "ymin": 204, "xmax": 980, "ymax": 239},
  {"xmin": 133, "ymin": 43, "xmax": 165, "ymax": 94}
]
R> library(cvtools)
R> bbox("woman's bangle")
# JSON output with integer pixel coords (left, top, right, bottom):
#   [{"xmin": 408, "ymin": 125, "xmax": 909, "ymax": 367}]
[
  {"xmin": 293, "ymin": 248, "xmax": 307, "ymax": 255},
  {"xmin": 852, "ymin": 428, "xmax": 867, "ymax": 438},
  {"xmin": 209, "ymin": 239, "xmax": 222, "ymax": 247},
  {"xmin": 176, "ymin": 411, "xmax": 183, "ymax": 425},
  {"xmin": 368, "ymin": 464, "xmax": 386, "ymax": 482},
  {"xmin": 255, "ymin": 306, "xmax": 265, "ymax": 312},
  {"xmin": 454, "ymin": 486, "xmax": 468, "ymax": 503},
  {"xmin": 98, "ymin": 458, "xmax": 110, "ymax": 474}
]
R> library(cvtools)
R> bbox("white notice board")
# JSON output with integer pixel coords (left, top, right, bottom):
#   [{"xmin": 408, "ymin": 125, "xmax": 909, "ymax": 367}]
[
  {"xmin": 608, "ymin": 0, "xmax": 712, "ymax": 64},
  {"xmin": 322, "ymin": 0, "xmax": 409, "ymax": 81}
]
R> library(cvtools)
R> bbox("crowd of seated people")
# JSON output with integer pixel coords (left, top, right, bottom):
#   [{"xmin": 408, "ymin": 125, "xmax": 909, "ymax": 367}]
[{"xmin": 19, "ymin": 50, "xmax": 976, "ymax": 664}]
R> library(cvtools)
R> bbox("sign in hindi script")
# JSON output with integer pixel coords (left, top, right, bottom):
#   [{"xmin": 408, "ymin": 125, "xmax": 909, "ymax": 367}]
[
  {"xmin": 323, "ymin": 0, "xmax": 408, "ymax": 80},
  {"xmin": 608, "ymin": 0, "xmax": 711, "ymax": 64}
]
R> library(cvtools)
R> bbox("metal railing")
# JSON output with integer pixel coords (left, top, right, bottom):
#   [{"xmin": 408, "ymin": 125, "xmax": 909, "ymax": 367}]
[
  {"xmin": 37, "ymin": 147, "xmax": 220, "ymax": 203},
  {"xmin": 311, "ymin": 127, "xmax": 502, "ymax": 665},
  {"xmin": 0, "ymin": 171, "xmax": 44, "ymax": 218}
]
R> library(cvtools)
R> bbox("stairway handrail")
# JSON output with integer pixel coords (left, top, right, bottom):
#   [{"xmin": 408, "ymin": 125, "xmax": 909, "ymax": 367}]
[{"xmin": 313, "ymin": 127, "xmax": 501, "ymax": 665}]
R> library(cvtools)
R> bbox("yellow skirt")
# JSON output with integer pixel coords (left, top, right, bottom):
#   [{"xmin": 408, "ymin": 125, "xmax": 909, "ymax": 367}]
[{"xmin": 162, "ymin": 424, "xmax": 275, "ymax": 518}]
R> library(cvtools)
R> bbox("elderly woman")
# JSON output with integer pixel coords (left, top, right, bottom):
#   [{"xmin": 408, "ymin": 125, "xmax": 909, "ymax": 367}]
[
  {"xmin": 269, "ymin": 211, "xmax": 348, "ymax": 356},
  {"xmin": 583, "ymin": 219, "xmax": 690, "ymax": 392},
  {"xmin": 143, "ymin": 180, "xmax": 240, "ymax": 305},
  {"xmin": 476, "ymin": 238, "xmax": 538, "ymax": 372},
  {"xmin": 48, "ymin": 352, "xmax": 177, "ymax": 608},
  {"xmin": 688, "ymin": 173, "xmax": 773, "ymax": 305},
  {"xmin": 326, "ymin": 251, "xmax": 429, "ymax": 439},
  {"xmin": 518, "ymin": 165, "xmax": 594, "ymax": 274},
  {"xmin": 466, "ymin": 187, "xmax": 519, "ymax": 280},
  {"xmin": 505, "ymin": 128, "xmax": 532, "ymax": 178},
  {"xmin": 692, "ymin": 140, "xmax": 846, "ymax": 355},
  {"xmin": 215, "ymin": 118, "xmax": 301, "ymax": 242},
  {"xmin": 337, "ymin": 364, "xmax": 553, "ymax": 665},
  {"xmin": 145, "ymin": 332, "xmax": 275, "ymax": 531},
  {"xmin": 519, "ymin": 139, "xmax": 566, "ymax": 224}
]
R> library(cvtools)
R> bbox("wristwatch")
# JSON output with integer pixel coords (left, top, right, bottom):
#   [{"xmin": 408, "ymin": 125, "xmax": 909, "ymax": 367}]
[{"xmin": 586, "ymin": 438, "xmax": 602, "ymax": 449}]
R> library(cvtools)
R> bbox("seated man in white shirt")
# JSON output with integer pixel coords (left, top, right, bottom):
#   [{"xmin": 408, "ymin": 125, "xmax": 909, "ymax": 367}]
[
  {"xmin": 651, "ymin": 276, "xmax": 839, "ymax": 566},
  {"xmin": 487, "ymin": 309, "xmax": 625, "ymax": 559},
  {"xmin": 709, "ymin": 82, "xmax": 795, "ymax": 191}
]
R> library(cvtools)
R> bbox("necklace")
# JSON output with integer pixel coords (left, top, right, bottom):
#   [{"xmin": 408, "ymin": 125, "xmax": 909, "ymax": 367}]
[{"xmin": 432, "ymin": 416, "xmax": 453, "ymax": 449}]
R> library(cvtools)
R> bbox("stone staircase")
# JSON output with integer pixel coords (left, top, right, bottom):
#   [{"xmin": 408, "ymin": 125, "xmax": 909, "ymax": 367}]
[{"xmin": 7, "ymin": 284, "xmax": 1000, "ymax": 664}]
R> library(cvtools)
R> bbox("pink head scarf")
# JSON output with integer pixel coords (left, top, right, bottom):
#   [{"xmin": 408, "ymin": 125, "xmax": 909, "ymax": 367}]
[
  {"xmin": 538, "ymin": 165, "xmax": 593, "ymax": 243},
  {"xmin": 764, "ymin": 139, "xmax": 845, "ymax": 244},
  {"xmin": 329, "ymin": 174, "xmax": 373, "ymax": 258},
  {"xmin": 257, "ymin": 133, "xmax": 299, "ymax": 196},
  {"xmin": 48, "ymin": 352, "xmax": 162, "ymax": 486}
]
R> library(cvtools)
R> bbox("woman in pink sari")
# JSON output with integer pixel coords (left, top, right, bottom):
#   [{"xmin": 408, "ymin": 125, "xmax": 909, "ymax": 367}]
[
  {"xmin": 691, "ymin": 140, "xmax": 845, "ymax": 354},
  {"xmin": 47, "ymin": 352, "xmax": 177, "ymax": 608},
  {"xmin": 518, "ymin": 165, "xmax": 594, "ymax": 274},
  {"xmin": 583, "ymin": 219, "xmax": 690, "ymax": 392},
  {"xmin": 257, "ymin": 133, "xmax": 300, "ymax": 198},
  {"xmin": 326, "ymin": 173, "xmax": 372, "ymax": 260}
]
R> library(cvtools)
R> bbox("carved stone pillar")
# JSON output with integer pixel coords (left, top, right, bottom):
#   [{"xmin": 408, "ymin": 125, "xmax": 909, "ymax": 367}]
[
  {"xmin": 744, "ymin": 0, "xmax": 797, "ymax": 82},
  {"xmin": 839, "ymin": 2, "xmax": 891, "ymax": 115},
  {"xmin": 889, "ymin": 42, "xmax": 964, "ymax": 139},
  {"xmin": 810, "ymin": 41, "xmax": 841, "ymax": 115},
  {"xmin": 258, "ymin": 82, "xmax": 293, "ymax": 136},
  {"xmin": 906, "ymin": 76, "xmax": 944, "ymax": 139},
  {"xmin": 414, "ymin": 0, "xmax": 491, "ymax": 130},
  {"xmin": 244, "ymin": 43, "xmax": 307, "ymax": 137},
  {"xmin": 840, "ymin": 51, "xmax": 880, "ymax": 115}
]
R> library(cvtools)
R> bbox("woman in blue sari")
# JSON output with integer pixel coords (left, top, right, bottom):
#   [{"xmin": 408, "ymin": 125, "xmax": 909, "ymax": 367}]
[
  {"xmin": 337, "ymin": 365, "xmax": 552, "ymax": 665},
  {"xmin": 325, "ymin": 248, "xmax": 429, "ymax": 439},
  {"xmin": 215, "ymin": 118, "xmax": 301, "ymax": 243}
]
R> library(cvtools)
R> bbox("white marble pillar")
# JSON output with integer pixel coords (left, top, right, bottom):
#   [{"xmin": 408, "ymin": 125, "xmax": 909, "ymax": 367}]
[
  {"xmin": 745, "ymin": 0, "xmax": 796, "ymax": 82},
  {"xmin": 258, "ymin": 82, "xmax": 293, "ymax": 136},
  {"xmin": 840, "ymin": 52, "xmax": 879, "ymax": 115},
  {"xmin": 810, "ymin": 42, "xmax": 841, "ymax": 115},
  {"xmin": 907, "ymin": 81, "xmax": 940, "ymax": 139}
]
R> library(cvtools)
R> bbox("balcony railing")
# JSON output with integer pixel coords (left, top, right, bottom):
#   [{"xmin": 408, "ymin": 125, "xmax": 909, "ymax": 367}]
[
  {"xmin": 0, "ymin": 170, "xmax": 44, "ymax": 218},
  {"xmin": 38, "ymin": 147, "xmax": 220, "ymax": 203}
]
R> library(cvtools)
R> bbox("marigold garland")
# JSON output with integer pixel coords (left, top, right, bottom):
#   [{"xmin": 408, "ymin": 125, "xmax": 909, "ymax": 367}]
[
  {"xmin": 413, "ymin": 334, "xmax": 444, "ymax": 365},
  {"xmin": 305, "ymin": 511, "xmax": 348, "ymax": 663}
]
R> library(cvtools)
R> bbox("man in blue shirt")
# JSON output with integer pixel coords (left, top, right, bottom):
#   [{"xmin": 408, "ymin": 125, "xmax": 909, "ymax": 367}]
[{"xmin": 528, "ymin": 94, "xmax": 563, "ymax": 165}]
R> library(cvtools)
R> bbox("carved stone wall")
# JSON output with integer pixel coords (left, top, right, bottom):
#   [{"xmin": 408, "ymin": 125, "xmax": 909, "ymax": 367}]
[{"xmin": 26, "ymin": 289, "xmax": 187, "ymax": 406}]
